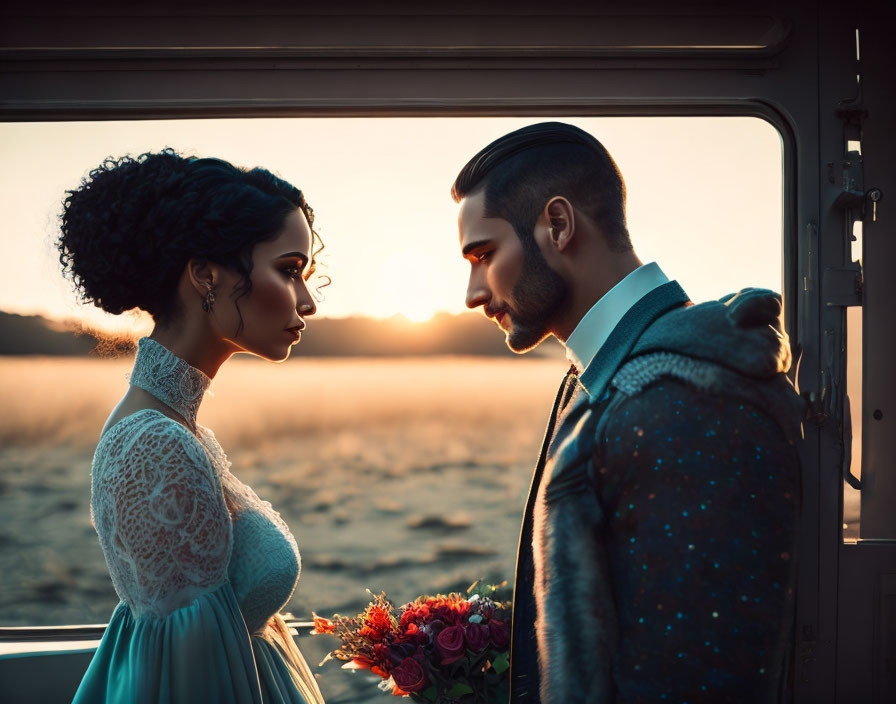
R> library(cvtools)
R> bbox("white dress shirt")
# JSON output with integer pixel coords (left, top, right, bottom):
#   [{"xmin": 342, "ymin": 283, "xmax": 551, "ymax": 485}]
[{"xmin": 564, "ymin": 262, "xmax": 670, "ymax": 373}]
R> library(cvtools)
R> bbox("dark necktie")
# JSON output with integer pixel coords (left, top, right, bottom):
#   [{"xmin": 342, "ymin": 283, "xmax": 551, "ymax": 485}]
[{"xmin": 557, "ymin": 366, "xmax": 582, "ymax": 422}]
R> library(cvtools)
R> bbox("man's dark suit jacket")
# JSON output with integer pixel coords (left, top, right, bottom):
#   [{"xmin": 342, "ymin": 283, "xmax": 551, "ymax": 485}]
[{"xmin": 509, "ymin": 282, "xmax": 803, "ymax": 704}]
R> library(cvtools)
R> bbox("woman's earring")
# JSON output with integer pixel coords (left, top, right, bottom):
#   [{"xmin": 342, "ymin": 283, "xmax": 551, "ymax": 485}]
[{"xmin": 202, "ymin": 285, "xmax": 216, "ymax": 313}]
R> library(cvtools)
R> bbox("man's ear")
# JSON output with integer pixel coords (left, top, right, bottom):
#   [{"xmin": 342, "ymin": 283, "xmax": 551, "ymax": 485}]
[
  {"xmin": 186, "ymin": 258, "xmax": 217, "ymax": 298},
  {"xmin": 545, "ymin": 196, "xmax": 576, "ymax": 252}
]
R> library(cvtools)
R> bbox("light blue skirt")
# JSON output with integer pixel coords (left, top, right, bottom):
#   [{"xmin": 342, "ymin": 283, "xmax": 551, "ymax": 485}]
[{"xmin": 71, "ymin": 583, "xmax": 318, "ymax": 704}]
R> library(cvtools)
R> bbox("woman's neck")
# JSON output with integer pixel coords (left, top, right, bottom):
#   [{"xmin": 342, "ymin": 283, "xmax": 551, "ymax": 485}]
[{"xmin": 148, "ymin": 324, "xmax": 236, "ymax": 379}]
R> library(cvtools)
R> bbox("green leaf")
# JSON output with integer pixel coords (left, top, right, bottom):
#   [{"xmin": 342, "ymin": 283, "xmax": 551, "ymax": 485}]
[
  {"xmin": 422, "ymin": 686, "xmax": 438, "ymax": 701},
  {"xmin": 491, "ymin": 651, "xmax": 510, "ymax": 674},
  {"xmin": 446, "ymin": 683, "xmax": 474, "ymax": 697}
]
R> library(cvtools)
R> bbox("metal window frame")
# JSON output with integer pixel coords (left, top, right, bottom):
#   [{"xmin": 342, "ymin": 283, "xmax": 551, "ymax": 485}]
[{"xmin": 1, "ymin": 2, "xmax": 894, "ymax": 703}]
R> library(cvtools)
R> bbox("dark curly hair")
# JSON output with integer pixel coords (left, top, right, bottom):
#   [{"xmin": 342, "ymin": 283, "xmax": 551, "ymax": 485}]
[{"xmin": 58, "ymin": 148, "xmax": 325, "ymax": 332}]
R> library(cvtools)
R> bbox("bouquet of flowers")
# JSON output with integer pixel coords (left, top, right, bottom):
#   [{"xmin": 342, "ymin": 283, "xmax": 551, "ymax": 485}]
[{"xmin": 311, "ymin": 582, "xmax": 511, "ymax": 703}]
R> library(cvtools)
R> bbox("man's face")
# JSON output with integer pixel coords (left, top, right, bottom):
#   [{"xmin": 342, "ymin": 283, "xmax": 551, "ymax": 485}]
[{"xmin": 458, "ymin": 191, "xmax": 568, "ymax": 353}]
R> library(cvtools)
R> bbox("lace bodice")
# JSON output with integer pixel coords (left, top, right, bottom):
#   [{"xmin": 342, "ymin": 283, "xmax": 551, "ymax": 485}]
[{"xmin": 91, "ymin": 338, "xmax": 301, "ymax": 633}]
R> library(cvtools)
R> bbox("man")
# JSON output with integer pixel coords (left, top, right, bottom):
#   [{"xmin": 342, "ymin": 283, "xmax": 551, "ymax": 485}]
[{"xmin": 452, "ymin": 122, "xmax": 802, "ymax": 703}]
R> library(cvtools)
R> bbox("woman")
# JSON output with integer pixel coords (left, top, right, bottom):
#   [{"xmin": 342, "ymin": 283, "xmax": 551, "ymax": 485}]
[{"xmin": 62, "ymin": 150, "xmax": 326, "ymax": 704}]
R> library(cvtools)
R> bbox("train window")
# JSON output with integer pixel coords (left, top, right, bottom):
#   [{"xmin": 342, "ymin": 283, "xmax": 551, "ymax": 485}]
[{"xmin": 0, "ymin": 113, "xmax": 783, "ymax": 697}]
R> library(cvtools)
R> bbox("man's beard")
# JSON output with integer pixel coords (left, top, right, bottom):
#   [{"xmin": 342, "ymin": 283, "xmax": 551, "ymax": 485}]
[{"xmin": 504, "ymin": 248, "xmax": 568, "ymax": 353}]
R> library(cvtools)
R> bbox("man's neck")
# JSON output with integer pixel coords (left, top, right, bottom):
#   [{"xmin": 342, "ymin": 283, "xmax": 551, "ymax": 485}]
[{"xmin": 553, "ymin": 251, "xmax": 643, "ymax": 343}]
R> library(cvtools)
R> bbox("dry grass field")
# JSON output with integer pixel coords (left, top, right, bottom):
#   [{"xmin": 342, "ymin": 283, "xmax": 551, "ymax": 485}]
[{"xmin": 0, "ymin": 353, "xmax": 854, "ymax": 701}]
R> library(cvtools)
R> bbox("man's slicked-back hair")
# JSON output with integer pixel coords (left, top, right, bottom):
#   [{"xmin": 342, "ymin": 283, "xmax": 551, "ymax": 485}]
[{"xmin": 451, "ymin": 122, "xmax": 632, "ymax": 253}]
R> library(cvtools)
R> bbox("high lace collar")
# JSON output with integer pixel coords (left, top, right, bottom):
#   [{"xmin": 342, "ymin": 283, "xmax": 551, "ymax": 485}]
[{"xmin": 129, "ymin": 337, "xmax": 211, "ymax": 428}]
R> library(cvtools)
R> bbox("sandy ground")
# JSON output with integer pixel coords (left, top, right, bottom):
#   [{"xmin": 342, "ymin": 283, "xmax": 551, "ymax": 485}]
[{"xmin": 0, "ymin": 354, "xmax": 854, "ymax": 702}]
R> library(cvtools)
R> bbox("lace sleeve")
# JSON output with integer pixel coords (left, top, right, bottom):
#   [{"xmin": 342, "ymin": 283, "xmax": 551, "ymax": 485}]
[{"xmin": 92, "ymin": 411, "xmax": 232, "ymax": 619}]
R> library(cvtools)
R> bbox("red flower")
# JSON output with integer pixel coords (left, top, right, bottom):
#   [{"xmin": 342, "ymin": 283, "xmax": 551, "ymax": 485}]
[
  {"xmin": 430, "ymin": 606, "xmax": 453, "ymax": 624},
  {"xmin": 397, "ymin": 621, "xmax": 429, "ymax": 647},
  {"xmin": 364, "ymin": 604, "xmax": 396, "ymax": 634},
  {"xmin": 369, "ymin": 643, "xmax": 393, "ymax": 672},
  {"xmin": 400, "ymin": 604, "xmax": 430, "ymax": 628},
  {"xmin": 392, "ymin": 657, "xmax": 427, "ymax": 693},
  {"xmin": 436, "ymin": 625, "xmax": 466, "ymax": 664},
  {"xmin": 359, "ymin": 625, "xmax": 385, "ymax": 642},
  {"xmin": 352, "ymin": 645, "xmax": 393, "ymax": 679},
  {"xmin": 489, "ymin": 619, "xmax": 510, "ymax": 650},
  {"xmin": 464, "ymin": 622, "xmax": 490, "ymax": 652},
  {"xmin": 426, "ymin": 596, "xmax": 470, "ymax": 625},
  {"xmin": 357, "ymin": 603, "xmax": 396, "ymax": 643}
]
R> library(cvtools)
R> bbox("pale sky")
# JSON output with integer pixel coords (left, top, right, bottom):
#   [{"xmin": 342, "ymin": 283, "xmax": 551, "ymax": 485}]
[{"xmin": 0, "ymin": 117, "xmax": 781, "ymax": 333}]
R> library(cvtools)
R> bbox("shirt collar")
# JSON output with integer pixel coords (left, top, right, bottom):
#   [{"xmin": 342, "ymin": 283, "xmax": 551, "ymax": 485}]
[{"xmin": 564, "ymin": 262, "xmax": 670, "ymax": 373}]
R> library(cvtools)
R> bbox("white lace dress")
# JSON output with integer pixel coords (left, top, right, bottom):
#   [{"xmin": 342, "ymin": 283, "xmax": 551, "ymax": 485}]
[{"xmin": 72, "ymin": 338, "xmax": 324, "ymax": 704}]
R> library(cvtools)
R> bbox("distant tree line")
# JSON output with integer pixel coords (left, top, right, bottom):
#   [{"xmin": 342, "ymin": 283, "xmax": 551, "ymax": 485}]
[{"xmin": 0, "ymin": 311, "xmax": 563, "ymax": 358}]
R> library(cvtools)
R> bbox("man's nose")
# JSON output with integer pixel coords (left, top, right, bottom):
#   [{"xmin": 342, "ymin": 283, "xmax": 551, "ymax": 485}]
[{"xmin": 465, "ymin": 275, "xmax": 489, "ymax": 310}]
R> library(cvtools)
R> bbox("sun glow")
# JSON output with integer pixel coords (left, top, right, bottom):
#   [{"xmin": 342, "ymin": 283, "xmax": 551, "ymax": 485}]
[
  {"xmin": 402, "ymin": 309, "xmax": 436, "ymax": 324},
  {"xmin": 0, "ymin": 116, "xmax": 782, "ymax": 334},
  {"xmin": 372, "ymin": 252, "xmax": 456, "ymax": 323}
]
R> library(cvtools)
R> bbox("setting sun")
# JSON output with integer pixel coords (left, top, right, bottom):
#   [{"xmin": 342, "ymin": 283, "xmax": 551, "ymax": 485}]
[{"xmin": 374, "ymin": 252, "xmax": 454, "ymax": 323}]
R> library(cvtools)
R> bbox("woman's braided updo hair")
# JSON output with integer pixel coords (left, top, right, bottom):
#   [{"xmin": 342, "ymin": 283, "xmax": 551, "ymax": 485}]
[{"xmin": 58, "ymin": 148, "xmax": 323, "ymax": 323}]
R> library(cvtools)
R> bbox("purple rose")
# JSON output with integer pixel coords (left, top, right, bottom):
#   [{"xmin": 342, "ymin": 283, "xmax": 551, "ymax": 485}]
[
  {"xmin": 464, "ymin": 622, "xmax": 491, "ymax": 652},
  {"xmin": 489, "ymin": 619, "xmax": 510, "ymax": 650},
  {"xmin": 436, "ymin": 625, "xmax": 465, "ymax": 664},
  {"xmin": 392, "ymin": 657, "xmax": 427, "ymax": 693}
]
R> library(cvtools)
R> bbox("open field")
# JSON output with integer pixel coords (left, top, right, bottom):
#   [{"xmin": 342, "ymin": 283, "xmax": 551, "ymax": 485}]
[{"xmin": 0, "ymin": 355, "xmax": 563, "ymax": 702}]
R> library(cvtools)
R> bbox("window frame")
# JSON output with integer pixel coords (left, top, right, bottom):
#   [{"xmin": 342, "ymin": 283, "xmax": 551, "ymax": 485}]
[{"xmin": 3, "ymin": 3, "xmax": 895, "ymax": 703}]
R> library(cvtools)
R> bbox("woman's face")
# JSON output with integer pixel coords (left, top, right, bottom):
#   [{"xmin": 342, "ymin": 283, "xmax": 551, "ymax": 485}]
[{"xmin": 216, "ymin": 209, "xmax": 318, "ymax": 362}]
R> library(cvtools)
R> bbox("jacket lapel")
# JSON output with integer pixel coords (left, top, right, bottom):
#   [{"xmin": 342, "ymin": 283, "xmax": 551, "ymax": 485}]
[{"xmin": 510, "ymin": 367, "xmax": 577, "ymax": 702}]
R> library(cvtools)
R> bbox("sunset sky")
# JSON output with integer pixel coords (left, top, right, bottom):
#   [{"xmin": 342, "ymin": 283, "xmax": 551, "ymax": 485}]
[{"xmin": 0, "ymin": 117, "xmax": 782, "ymax": 334}]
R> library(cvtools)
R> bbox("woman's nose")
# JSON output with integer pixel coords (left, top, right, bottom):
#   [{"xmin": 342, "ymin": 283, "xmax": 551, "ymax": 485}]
[{"xmin": 298, "ymin": 293, "xmax": 316, "ymax": 317}]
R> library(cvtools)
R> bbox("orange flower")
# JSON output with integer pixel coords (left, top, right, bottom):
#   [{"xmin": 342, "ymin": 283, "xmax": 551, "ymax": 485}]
[{"xmin": 310, "ymin": 613, "xmax": 336, "ymax": 635}]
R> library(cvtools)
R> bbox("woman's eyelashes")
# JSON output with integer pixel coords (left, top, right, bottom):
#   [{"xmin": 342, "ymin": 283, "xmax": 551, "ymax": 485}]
[{"xmin": 281, "ymin": 259, "xmax": 311, "ymax": 281}]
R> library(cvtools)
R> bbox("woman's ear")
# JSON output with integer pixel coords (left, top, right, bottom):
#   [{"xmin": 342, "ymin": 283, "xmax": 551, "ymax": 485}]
[
  {"xmin": 186, "ymin": 258, "xmax": 217, "ymax": 298},
  {"xmin": 545, "ymin": 196, "xmax": 576, "ymax": 252}
]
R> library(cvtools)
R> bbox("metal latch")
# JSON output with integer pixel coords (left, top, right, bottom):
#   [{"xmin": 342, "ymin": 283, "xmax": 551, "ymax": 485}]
[{"xmin": 832, "ymin": 149, "xmax": 865, "ymax": 211}]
